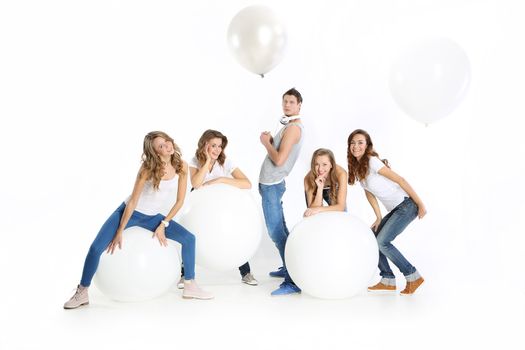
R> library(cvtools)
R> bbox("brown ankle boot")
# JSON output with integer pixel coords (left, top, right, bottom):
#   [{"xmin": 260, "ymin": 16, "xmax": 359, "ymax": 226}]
[{"xmin": 400, "ymin": 277, "xmax": 424, "ymax": 295}]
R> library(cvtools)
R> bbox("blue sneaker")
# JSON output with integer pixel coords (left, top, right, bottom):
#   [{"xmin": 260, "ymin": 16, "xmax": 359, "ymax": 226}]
[
  {"xmin": 269, "ymin": 266, "xmax": 286, "ymax": 278},
  {"xmin": 271, "ymin": 282, "xmax": 301, "ymax": 296}
]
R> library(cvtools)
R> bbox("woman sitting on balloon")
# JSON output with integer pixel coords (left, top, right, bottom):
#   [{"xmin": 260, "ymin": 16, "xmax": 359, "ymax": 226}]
[
  {"xmin": 64, "ymin": 131, "xmax": 213, "ymax": 309},
  {"xmin": 347, "ymin": 129, "xmax": 426, "ymax": 295},
  {"xmin": 304, "ymin": 148, "xmax": 348, "ymax": 217},
  {"xmin": 177, "ymin": 129, "xmax": 258, "ymax": 287}
]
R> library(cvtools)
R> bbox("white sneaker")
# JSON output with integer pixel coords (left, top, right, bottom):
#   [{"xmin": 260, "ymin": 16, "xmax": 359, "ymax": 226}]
[
  {"xmin": 177, "ymin": 277, "xmax": 185, "ymax": 289},
  {"xmin": 241, "ymin": 273, "xmax": 258, "ymax": 286}
]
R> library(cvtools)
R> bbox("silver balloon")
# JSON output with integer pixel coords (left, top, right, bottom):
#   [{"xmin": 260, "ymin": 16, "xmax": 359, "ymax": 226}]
[{"xmin": 227, "ymin": 5, "xmax": 287, "ymax": 77}]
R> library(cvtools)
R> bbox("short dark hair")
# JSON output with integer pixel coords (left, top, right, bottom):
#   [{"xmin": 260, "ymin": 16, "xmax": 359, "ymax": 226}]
[{"xmin": 282, "ymin": 87, "xmax": 303, "ymax": 104}]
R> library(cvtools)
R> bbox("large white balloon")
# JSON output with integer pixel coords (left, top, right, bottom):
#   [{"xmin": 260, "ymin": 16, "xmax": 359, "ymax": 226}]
[
  {"xmin": 285, "ymin": 212, "xmax": 378, "ymax": 299},
  {"xmin": 227, "ymin": 5, "xmax": 287, "ymax": 77},
  {"xmin": 389, "ymin": 37, "xmax": 471, "ymax": 125},
  {"xmin": 179, "ymin": 184, "xmax": 263, "ymax": 271},
  {"xmin": 94, "ymin": 226, "xmax": 180, "ymax": 302}
]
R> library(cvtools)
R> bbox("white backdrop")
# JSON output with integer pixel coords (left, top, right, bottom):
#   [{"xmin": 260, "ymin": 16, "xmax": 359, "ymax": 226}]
[{"xmin": 1, "ymin": 0, "xmax": 524, "ymax": 342}]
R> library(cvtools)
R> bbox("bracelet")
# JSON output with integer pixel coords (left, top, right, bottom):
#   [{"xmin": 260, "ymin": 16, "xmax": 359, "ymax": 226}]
[{"xmin": 161, "ymin": 220, "xmax": 170, "ymax": 228}]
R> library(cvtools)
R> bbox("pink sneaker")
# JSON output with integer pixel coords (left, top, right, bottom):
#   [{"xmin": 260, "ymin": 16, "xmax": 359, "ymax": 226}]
[
  {"xmin": 64, "ymin": 285, "xmax": 89, "ymax": 309},
  {"xmin": 182, "ymin": 280, "xmax": 214, "ymax": 300}
]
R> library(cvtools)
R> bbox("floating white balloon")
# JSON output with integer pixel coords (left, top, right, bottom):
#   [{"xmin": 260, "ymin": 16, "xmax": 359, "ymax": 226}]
[
  {"xmin": 227, "ymin": 5, "xmax": 287, "ymax": 77},
  {"xmin": 94, "ymin": 226, "xmax": 181, "ymax": 302},
  {"xmin": 179, "ymin": 184, "xmax": 263, "ymax": 271},
  {"xmin": 389, "ymin": 37, "xmax": 471, "ymax": 125},
  {"xmin": 285, "ymin": 212, "xmax": 378, "ymax": 299}
]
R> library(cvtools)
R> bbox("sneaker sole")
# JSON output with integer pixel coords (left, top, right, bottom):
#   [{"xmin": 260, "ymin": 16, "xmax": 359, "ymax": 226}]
[
  {"xmin": 182, "ymin": 295, "xmax": 214, "ymax": 300},
  {"xmin": 63, "ymin": 302, "xmax": 89, "ymax": 309},
  {"xmin": 367, "ymin": 289, "xmax": 396, "ymax": 294},
  {"xmin": 242, "ymin": 281, "xmax": 258, "ymax": 286}
]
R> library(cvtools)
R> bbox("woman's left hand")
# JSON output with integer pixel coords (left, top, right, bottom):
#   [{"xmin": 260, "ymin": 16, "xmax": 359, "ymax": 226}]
[
  {"xmin": 417, "ymin": 204, "xmax": 427, "ymax": 219},
  {"xmin": 153, "ymin": 225, "xmax": 168, "ymax": 247},
  {"xmin": 304, "ymin": 207, "xmax": 321, "ymax": 217}
]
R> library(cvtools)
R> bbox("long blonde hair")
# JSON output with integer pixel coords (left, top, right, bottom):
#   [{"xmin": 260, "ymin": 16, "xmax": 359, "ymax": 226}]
[
  {"xmin": 141, "ymin": 131, "xmax": 184, "ymax": 190},
  {"xmin": 305, "ymin": 148, "xmax": 339, "ymax": 205}
]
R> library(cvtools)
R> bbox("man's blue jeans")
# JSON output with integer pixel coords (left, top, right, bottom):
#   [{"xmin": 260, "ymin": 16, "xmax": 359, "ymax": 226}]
[
  {"xmin": 80, "ymin": 202, "xmax": 196, "ymax": 287},
  {"xmin": 375, "ymin": 197, "xmax": 418, "ymax": 279},
  {"xmin": 259, "ymin": 181, "xmax": 294, "ymax": 284}
]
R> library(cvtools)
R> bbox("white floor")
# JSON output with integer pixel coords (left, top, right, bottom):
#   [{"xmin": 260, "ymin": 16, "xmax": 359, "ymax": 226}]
[{"xmin": 2, "ymin": 252, "xmax": 523, "ymax": 350}]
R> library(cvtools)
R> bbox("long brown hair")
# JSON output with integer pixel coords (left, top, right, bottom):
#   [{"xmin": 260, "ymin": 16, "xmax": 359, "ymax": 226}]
[
  {"xmin": 195, "ymin": 129, "xmax": 228, "ymax": 168},
  {"xmin": 305, "ymin": 148, "xmax": 339, "ymax": 204},
  {"xmin": 141, "ymin": 131, "xmax": 184, "ymax": 190},
  {"xmin": 347, "ymin": 129, "xmax": 388, "ymax": 185}
]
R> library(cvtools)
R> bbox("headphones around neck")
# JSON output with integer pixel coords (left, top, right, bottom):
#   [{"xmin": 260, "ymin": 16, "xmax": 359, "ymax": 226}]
[{"xmin": 280, "ymin": 115, "xmax": 302, "ymax": 125}]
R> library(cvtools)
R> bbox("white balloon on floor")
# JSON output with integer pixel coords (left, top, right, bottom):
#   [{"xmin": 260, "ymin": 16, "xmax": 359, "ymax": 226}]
[
  {"xmin": 285, "ymin": 212, "xmax": 378, "ymax": 299},
  {"xmin": 179, "ymin": 184, "xmax": 263, "ymax": 271},
  {"xmin": 94, "ymin": 226, "xmax": 180, "ymax": 302},
  {"xmin": 227, "ymin": 5, "xmax": 287, "ymax": 77},
  {"xmin": 389, "ymin": 37, "xmax": 471, "ymax": 125}
]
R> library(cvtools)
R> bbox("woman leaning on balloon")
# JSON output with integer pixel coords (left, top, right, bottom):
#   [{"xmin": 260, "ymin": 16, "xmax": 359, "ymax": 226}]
[
  {"xmin": 176, "ymin": 129, "xmax": 258, "ymax": 288},
  {"xmin": 303, "ymin": 148, "xmax": 347, "ymax": 216},
  {"xmin": 64, "ymin": 131, "xmax": 213, "ymax": 309},
  {"xmin": 347, "ymin": 129, "xmax": 426, "ymax": 295}
]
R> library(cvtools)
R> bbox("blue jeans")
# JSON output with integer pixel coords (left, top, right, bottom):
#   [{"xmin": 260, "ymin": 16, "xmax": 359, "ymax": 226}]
[
  {"xmin": 374, "ymin": 197, "xmax": 418, "ymax": 279},
  {"xmin": 259, "ymin": 181, "xmax": 295, "ymax": 284},
  {"xmin": 80, "ymin": 202, "xmax": 196, "ymax": 287}
]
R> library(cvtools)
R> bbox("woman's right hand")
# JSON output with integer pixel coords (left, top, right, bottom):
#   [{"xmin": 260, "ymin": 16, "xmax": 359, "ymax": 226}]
[
  {"xmin": 315, "ymin": 176, "xmax": 325, "ymax": 188},
  {"xmin": 205, "ymin": 142, "xmax": 212, "ymax": 163},
  {"xmin": 107, "ymin": 231, "xmax": 123, "ymax": 254}
]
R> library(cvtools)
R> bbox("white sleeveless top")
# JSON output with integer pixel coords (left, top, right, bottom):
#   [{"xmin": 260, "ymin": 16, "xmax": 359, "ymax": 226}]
[{"xmin": 125, "ymin": 175, "xmax": 179, "ymax": 216}]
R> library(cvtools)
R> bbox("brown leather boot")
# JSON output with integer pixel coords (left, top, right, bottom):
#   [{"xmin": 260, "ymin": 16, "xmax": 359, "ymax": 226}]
[{"xmin": 400, "ymin": 277, "xmax": 424, "ymax": 295}]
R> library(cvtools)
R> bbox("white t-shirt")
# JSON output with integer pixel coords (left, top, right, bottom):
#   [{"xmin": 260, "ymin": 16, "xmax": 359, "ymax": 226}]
[
  {"xmin": 126, "ymin": 175, "xmax": 179, "ymax": 216},
  {"xmin": 360, "ymin": 156, "xmax": 408, "ymax": 212},
  {"xmin": 188, "ymin": 156, "xmax": 237, "ymax": 182}
]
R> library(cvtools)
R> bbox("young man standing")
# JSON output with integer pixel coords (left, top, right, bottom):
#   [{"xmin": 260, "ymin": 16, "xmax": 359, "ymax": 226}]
[{"xmin": 259, "ymin": 88, "xmax": 304, "ymax": 296}]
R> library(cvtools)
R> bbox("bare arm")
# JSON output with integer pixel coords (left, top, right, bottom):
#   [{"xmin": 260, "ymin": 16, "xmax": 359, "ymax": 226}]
[
  {"xmin": 304, "ymin": 166, "xmax": 348, "ymax": 216},
  {"xmin": 165, "ymin": 161, "xmax": 189, "ymax": 221},
  {"xmin": 260, "ymin": 124, "xmax": 301, "ymax": 167},
  {"xmin": 190, "ymin": 161, "xmax": 211, "ymax": 189},
  {"xmin": 151, "ymin": 162, "xmax": 189, "ymax": 247},
  {"xmin": 202, "ymin": 167, "xmax": 251, "ymax": 189},
  {"xmin": 107, "ymin": 168, "xmax": 148, "ymax": 254},
  {"xmin": 378, "ymin": 166, "xmax": 427, "ymax": 219},
  {"xmin": 365, "ymin": 189, "xmax": 383, "ymax": 232},
  {"xmin": 304, "ymin": 174, "xmax": 324, "ymax": 208}
]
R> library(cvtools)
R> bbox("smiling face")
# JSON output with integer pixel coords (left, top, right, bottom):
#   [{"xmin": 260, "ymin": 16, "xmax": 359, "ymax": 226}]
[
  {"xmin": 314, "ymin": 154, "xmax": 333, "ymax": 179},
  {"xmin": 153, "ymin": 136, "xmax": 175, "ymax": 158},
  {"xmin": 349, "ymin": 133, "xmax": 368, "ymax": 161},
  {"xmin": 207, "ymin": 137, "xmax": 223, "ymax": 160},
  {"xmin": 282, "ymin": 94, "xmax": 301, "ymax": 117}
]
